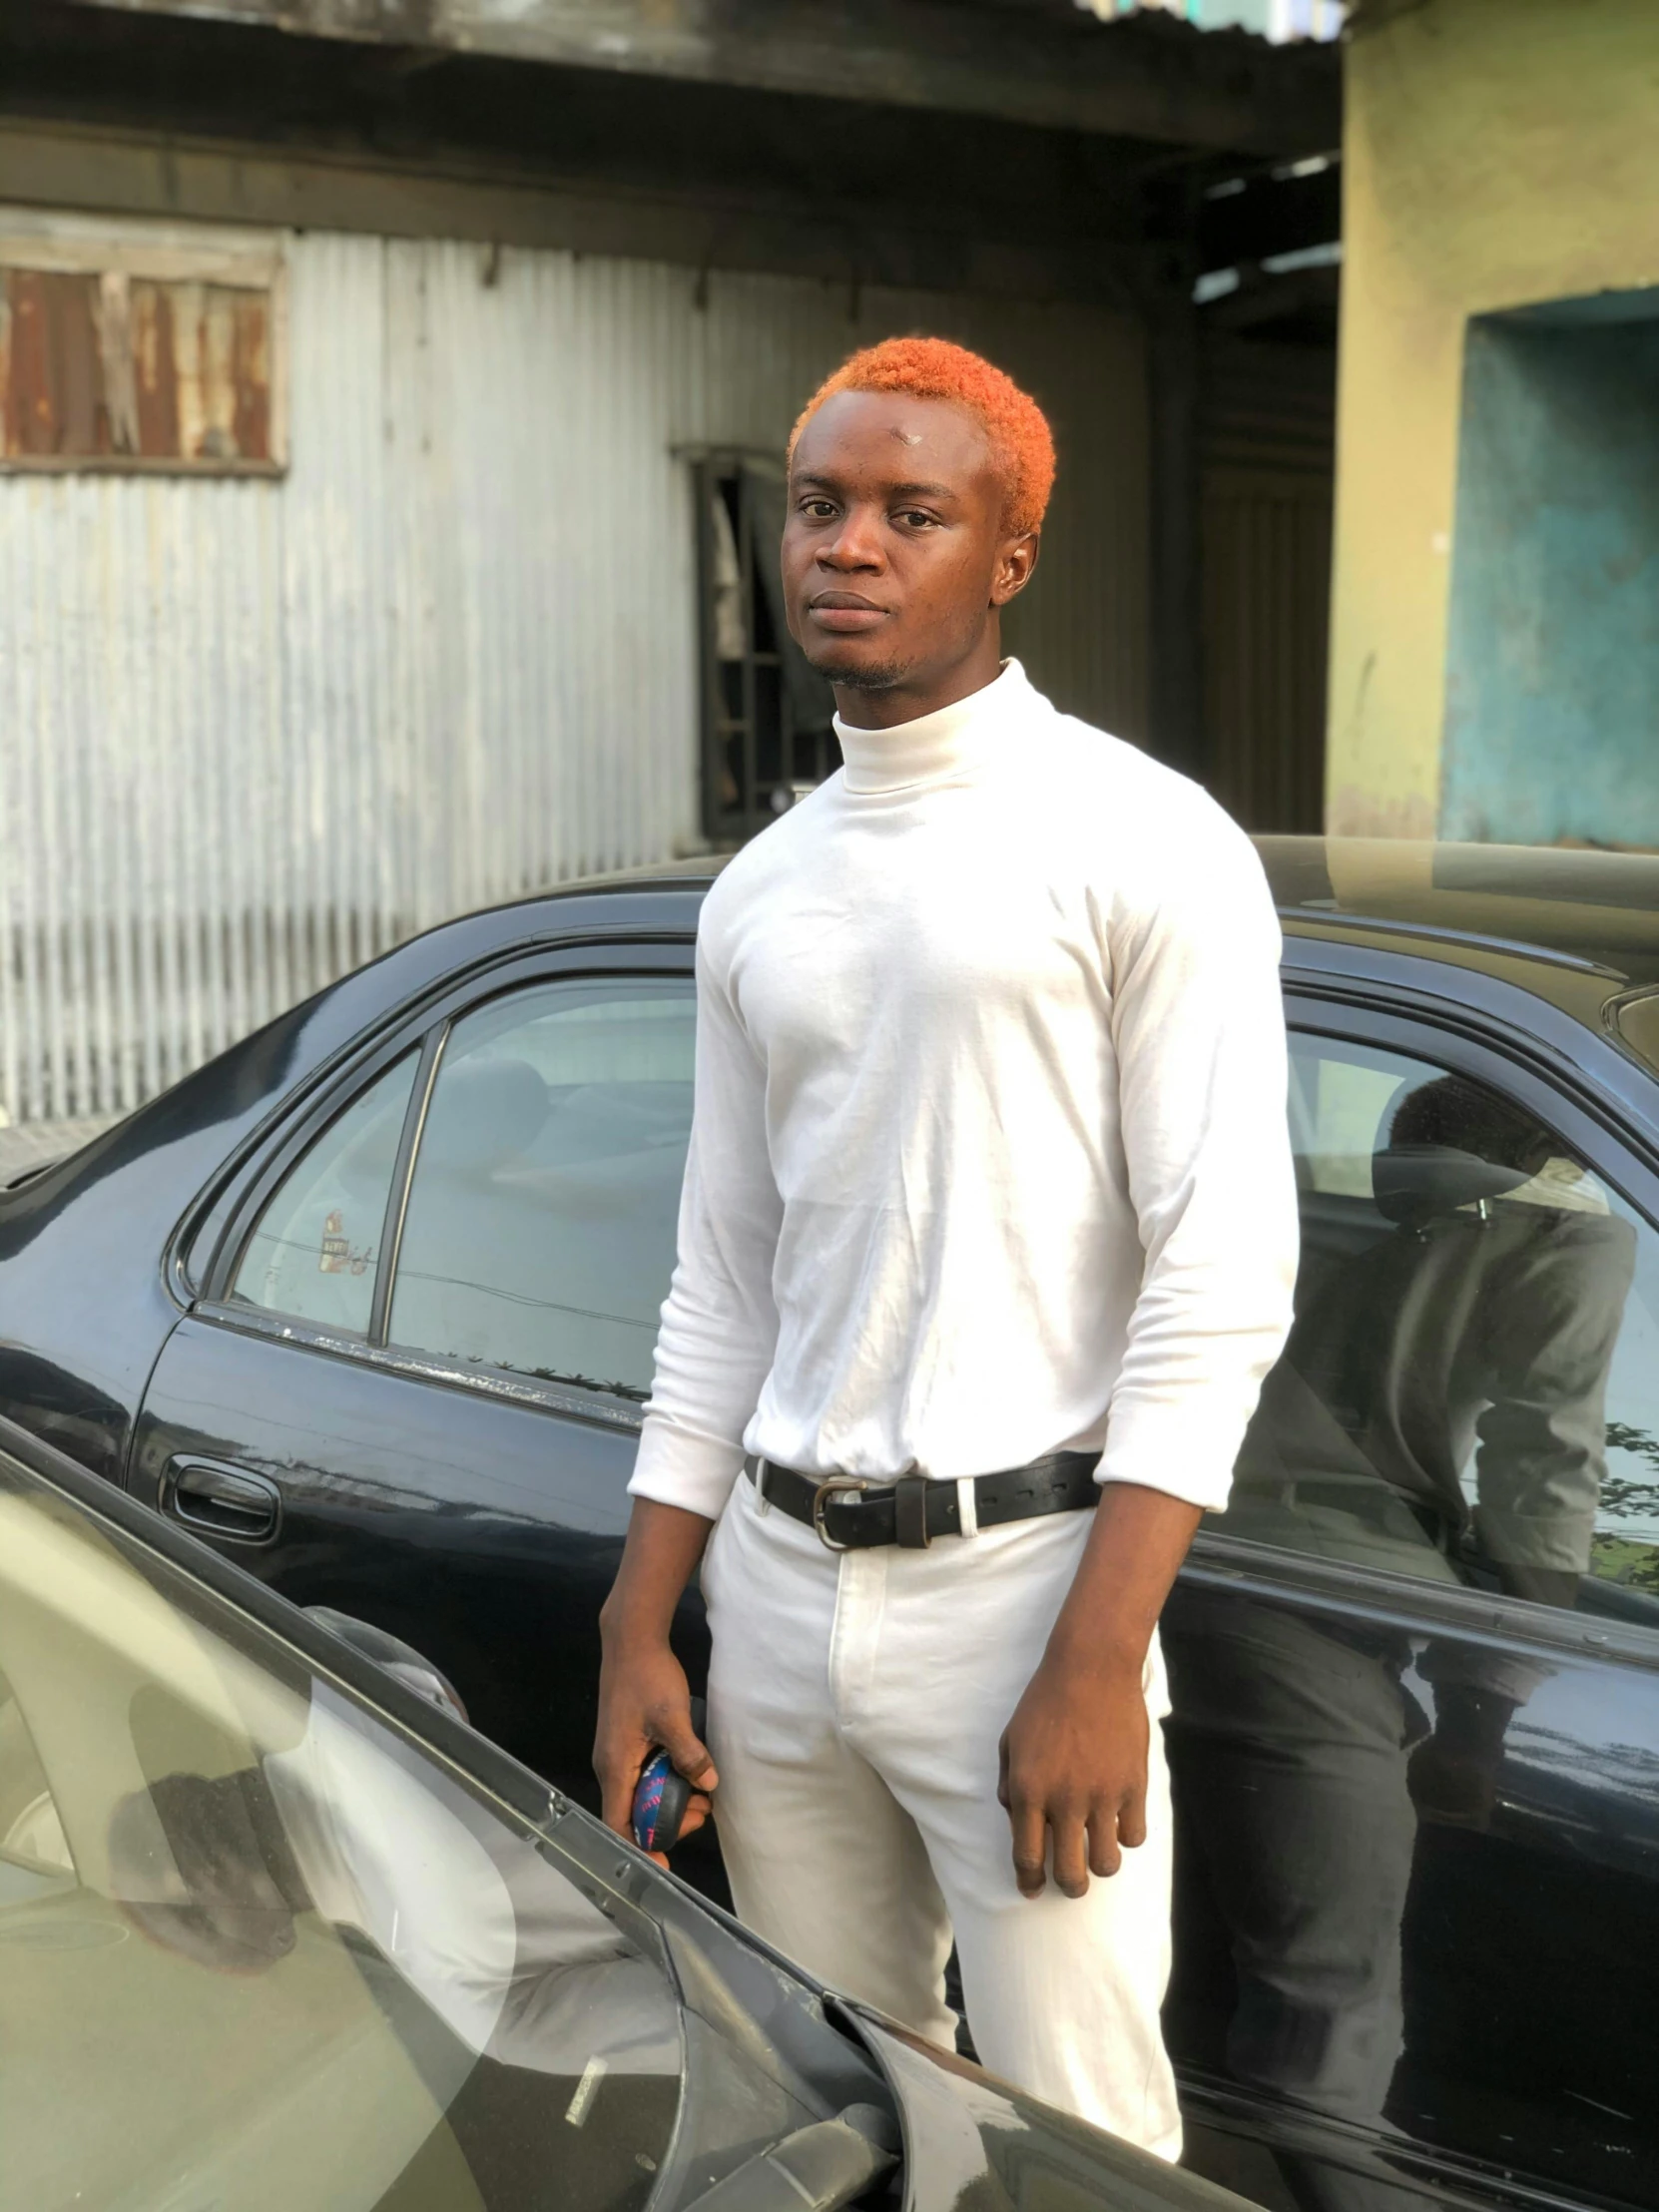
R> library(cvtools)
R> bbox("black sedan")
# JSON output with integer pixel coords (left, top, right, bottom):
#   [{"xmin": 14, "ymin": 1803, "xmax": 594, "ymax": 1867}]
[
  {"xmin": 5, "ymin": 836, "xmax": 1659, "ymax": 2212},
  {"xmin": 0, "ymin": 1409, "xmax": 1247, "ymax": 2212}
]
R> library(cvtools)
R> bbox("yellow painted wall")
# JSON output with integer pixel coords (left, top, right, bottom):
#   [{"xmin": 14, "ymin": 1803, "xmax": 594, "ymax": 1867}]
[{"xmin": 1327, "ymin": 0, "xmax": 1659, "ymax": 836}]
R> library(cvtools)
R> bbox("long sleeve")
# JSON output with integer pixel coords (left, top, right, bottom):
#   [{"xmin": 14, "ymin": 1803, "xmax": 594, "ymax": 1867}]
[
  {"xmin": 628, "ymin": 928, "xmax": 784, "ymax": 1521},
  {"xmin": 1471, "ymin": 1208, "xmax": 1636, "ymax": 1575},
  {"xmin": 1097, "ymin": 812, "xmax": 1299, "ymax": 1513}
]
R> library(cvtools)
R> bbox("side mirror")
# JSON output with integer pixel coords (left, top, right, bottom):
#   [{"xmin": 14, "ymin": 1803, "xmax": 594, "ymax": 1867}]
[{"xmin": 303, "ymin": 1607, "xmax": 469, "ymax": 1725}]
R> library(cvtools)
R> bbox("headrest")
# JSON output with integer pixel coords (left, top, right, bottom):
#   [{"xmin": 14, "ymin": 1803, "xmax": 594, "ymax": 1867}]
[
  {"xmin": 421, "ymin": 1056, "xmax": 549, "ymax": 1172},
  {"xmin": 1372, "ymin": 1143, "xmax": 1532, "ymax": 1225}
]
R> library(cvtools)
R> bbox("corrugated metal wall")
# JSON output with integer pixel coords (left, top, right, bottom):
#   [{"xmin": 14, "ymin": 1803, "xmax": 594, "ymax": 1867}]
[{"xmin": 0, "ymin": 219, "xmax": 1148, "ymax": 1125}]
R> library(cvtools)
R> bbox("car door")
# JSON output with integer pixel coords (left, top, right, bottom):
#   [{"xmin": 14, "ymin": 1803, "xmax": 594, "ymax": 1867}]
[
  {"xmin": 1167, "ymin": 989, "xmax": 1659, "ymax": 2212},
  {"xmin": 130, "ymin": 942, "xmax": 704, "ymax": 1827}
]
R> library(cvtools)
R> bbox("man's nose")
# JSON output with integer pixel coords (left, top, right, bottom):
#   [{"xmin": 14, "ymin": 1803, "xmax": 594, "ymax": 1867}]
[{"xmin": 819, "ymin": 506, "xmax": 885, "ymax": 570}]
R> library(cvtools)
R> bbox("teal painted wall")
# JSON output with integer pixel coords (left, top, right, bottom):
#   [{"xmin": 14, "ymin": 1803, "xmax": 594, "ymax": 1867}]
[{"xmin": 1441, "ymin": 292, "xmax": 1659, "ymax": 848}]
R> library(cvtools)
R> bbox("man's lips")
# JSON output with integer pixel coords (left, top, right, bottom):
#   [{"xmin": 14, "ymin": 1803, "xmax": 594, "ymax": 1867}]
[{"xmin": 807, "ymin": 592, "xmax": 888, "ymax": 634}]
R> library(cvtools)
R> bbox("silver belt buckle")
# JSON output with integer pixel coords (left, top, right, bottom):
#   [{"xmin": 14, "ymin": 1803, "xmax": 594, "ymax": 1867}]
[{"xmin": 811, "ymin": 1475, "xmax": 872, "ymax": 1552}]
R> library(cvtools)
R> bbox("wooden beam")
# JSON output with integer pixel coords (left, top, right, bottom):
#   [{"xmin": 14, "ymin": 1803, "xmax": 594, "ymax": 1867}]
[
  {"xmin": 66, "ymin": 0, "xmax": 1341, "ymax": 155},
  {"xmin": 0, "ymin": 120, "xmax": 1154, "ymax": 304}
]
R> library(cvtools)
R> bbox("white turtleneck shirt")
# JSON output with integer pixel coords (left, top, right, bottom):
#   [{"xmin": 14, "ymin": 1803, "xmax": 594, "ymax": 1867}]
[{"xmin": 629, "ymin": 661, "xmax": 1298, "ymax": 1522}]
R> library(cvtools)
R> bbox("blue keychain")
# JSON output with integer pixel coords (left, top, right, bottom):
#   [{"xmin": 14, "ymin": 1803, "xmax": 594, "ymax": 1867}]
[{"xmin": 632, "ymin": 1696, "xmax": 708, "ymax": 1854}]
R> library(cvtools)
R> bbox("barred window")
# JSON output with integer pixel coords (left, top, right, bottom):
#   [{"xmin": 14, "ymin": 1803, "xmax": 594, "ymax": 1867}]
[{"xmin": 695, "ymin": 455, "xmax": 838, "ymax": 844}]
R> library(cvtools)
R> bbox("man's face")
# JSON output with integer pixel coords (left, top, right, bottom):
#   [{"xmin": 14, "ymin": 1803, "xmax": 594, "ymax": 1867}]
[{"xmin": 781, "ymin": 389, "xmax": 1037, "ymax": 699}]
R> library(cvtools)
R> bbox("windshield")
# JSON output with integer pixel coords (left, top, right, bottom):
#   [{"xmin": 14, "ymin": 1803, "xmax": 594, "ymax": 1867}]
[{"xmin": 0, "ymin": 1456, "xmax": 684, "ymax": 2212}]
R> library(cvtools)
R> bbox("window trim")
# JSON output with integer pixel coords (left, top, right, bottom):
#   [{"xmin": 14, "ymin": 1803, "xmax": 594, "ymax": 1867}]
[
  {"xmin": 1186, "ymin": 986, "xmax": 1659, "ymax": 1662},
  {"xmin": 193, "ymin": 944, "xmax": 697, "ymax": 1423},
  {"xmin": 368, "ymin": 1022, "xmax": 450, "ymax": 1350}
]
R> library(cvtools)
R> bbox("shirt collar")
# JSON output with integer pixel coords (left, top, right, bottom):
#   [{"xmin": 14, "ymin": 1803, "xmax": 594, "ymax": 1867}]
[{"xmin": 833, "ymin": 660, "xmax": 1030, "ymax": 796}]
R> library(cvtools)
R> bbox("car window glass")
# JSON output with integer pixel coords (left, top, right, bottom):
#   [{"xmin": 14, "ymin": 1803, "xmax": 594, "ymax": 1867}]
[
  {"xmin": 0, "ymin": 1462, "xmax": 683, "ymax": 2212},
  {"xmin": 1215, "ymin": 1030, "xmax": 1659, "ymax": 1622},
  {"xmin": 386, "ymin": 981, "xmax": 695, "ymax": 1400},
  {"xmin": 231, "ymin": 1053, "xmax": 419, "ymax": 1337}
]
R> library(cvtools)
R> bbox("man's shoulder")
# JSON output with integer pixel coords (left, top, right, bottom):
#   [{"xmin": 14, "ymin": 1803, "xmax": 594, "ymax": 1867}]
[
  {"xmin": 1035, "ymin": 710, "xmax": 1259, "ymax": 870},
  {"xmin": 698, "ymin": 778, "xmax": 840, "ymax": 929}
]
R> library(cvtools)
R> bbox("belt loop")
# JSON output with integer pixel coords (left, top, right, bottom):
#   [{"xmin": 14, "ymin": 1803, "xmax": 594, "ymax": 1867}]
[
  {"xmin": 752, "ymin": 1456, "xmax": 773, "ymax": 1515},
  {"xmin": 955, "ymin": 1475, "xmax": 979, "ymax": 1539},
  {"xmin": 893, "ymin": 1474, "xmax": 930, "ymax": 1550}
]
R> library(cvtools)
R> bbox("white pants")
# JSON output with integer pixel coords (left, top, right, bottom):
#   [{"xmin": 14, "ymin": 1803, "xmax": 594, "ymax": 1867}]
[{"xmin": 702, "ymin": 1470, "xmax": 1183, "ymax": 2159}]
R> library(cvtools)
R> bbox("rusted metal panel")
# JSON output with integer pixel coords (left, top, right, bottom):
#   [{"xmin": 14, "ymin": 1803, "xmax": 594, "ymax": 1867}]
[
  {"xmin": 1, "ymin": 264, "xmax": 276, "ymax": 471},
  {"xmin": 0, "ymin": 216, "xmax": 1146, "ymax": 1125}
]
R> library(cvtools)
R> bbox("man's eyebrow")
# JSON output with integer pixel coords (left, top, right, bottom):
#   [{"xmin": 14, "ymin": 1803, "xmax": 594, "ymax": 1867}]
[{"xmin": 791, "ymin": 471, "xmax": 960, "ymax": 502}]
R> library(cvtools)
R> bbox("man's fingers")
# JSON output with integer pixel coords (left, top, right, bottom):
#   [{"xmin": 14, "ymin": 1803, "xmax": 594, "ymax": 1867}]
[
  {"xmin": 1050, "ymin": 1802, "xmax": 1091, "ymax": 1900},
  {"xmin": 1087, "ymin": 1803, "xmax": 1123, "ymax": 1880},
  {"xmin": 996, "ymin": 1733, "xmax": 1011, "ymax": 1811},
  {"xmin": 663, "ymin": 1718, "xmax": 719, "ymax": 1793},
  {"xmin": 1117, "ymin": 1785, "xmax": 1147, "ymax": 1853},
  {"xmin": 1008, "ymin": 1794, "xmax": 1049, "ymax": 1898}
]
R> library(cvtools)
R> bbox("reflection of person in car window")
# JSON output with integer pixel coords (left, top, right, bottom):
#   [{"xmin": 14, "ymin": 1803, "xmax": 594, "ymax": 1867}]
[
  {"xmin": 110, "ymin": 1686, "xmax": 680, "ymax": 2085},
  {"xmin": 1164, "ymin": 1075, "xmax": 1637, "ymax": 2209},
  {"xmin": 1322, "ymin": 1076, "xmax": 1634, "ymax": 1604},
  {"xmin": 1230, "ymin": 1075, "xmax": 1635, "ymax": 1602}
]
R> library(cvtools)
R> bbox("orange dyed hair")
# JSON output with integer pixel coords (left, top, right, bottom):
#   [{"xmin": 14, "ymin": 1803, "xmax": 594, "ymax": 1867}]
[{"xmin": 788, "ymin": 336, "xmax": 1056, "ymax": 537}]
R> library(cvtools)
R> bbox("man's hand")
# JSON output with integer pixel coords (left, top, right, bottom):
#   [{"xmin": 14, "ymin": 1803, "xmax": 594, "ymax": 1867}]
[
  {"xmin": 998, "ymin": 1653, "xmax": 1148, "ymax": 1897},
  {"xmin": 996, "ymin": 1481, "xmax": 1202, "ymax": 1900},
  {"xmin": 594, "ymin": 1635, "xmax": 718, "ymax": 1865},
  {"xmin": 594, "ymin": 1497, "xmax": 720, "ymax": 1866}
]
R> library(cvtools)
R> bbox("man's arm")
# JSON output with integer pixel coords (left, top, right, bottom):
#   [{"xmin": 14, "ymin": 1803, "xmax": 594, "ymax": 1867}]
[
  {"xmin": 1000, "ymin": 1484, "xmax": 1200, "ymax": 1896},
  {"xmin": 594, "ymin": 1500, "xmax": 720, "ymax": 1855},
  {"xmin": 1000, "ymin": 806, "xmax": 1298, "ymax": 1897},
  {"xmin": 596, "ymin": 921, "xmax": 782, "ymax": 1852}
]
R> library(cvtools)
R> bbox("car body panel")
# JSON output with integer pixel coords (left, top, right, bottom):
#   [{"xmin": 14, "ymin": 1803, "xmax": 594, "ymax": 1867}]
[{"xmin": 128, "ymin": 1311, "xmax": 715, "ymax": 1827}]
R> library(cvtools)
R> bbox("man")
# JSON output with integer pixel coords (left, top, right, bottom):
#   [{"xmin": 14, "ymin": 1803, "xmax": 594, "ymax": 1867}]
[{"xmin": 594, "ymin": 336, "xmax": 1297, "ymax": 2155}]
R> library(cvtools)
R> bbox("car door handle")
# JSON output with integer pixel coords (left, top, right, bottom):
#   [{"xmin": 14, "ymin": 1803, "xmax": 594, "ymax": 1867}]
[{"xmin": 166, "ymin": 1458, "xmax": 281, "ymax": 1544}]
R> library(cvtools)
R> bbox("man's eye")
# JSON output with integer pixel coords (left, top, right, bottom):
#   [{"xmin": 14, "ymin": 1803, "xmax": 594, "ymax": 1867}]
[
  {"xmin": 800, "ymin": 499, "xmax": 836, "ymax": 520},
  {"xmin": 897, "ymin": 510, "xmax": 938, "ymax": 530}
]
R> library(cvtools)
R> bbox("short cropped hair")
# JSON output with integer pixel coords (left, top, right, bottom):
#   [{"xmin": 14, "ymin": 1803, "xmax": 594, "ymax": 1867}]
[{"xmin": 788, "ymin": 336, "xmax": 1056, "ymax": 537}]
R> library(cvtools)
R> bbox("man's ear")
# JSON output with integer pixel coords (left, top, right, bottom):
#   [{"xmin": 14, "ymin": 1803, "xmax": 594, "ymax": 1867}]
[{"xmin": 991, "ymin": 530, "xmax": 1040, "ymax": 607}]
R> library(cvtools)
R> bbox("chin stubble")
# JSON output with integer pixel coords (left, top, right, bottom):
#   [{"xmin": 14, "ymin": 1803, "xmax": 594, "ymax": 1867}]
[{"xmin": 816, "ymin": 657, "xmax": 912, "ymax": 693}]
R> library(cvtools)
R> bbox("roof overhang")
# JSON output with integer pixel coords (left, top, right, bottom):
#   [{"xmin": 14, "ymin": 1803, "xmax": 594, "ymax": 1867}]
[{"xmin": 55, "ymin": 0, "xmax": 1341, "ymax": 157}]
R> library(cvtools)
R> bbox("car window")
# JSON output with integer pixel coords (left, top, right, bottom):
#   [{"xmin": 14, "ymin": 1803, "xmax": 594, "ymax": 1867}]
[
  {"xmin": 1213, "ymin": 1030, "xmax": 1659, "ymax": 1618},
  {"xmin": 385, "ymin": 980, "xmax": 695, "ymax": 1400},
  {"xmin": 0, "ymin": 1458, "xmax": 683, "ymax": 2212},
  {"xmin": 231, "ymin": 1053, "xmax": 419, "ymax": 1337}
]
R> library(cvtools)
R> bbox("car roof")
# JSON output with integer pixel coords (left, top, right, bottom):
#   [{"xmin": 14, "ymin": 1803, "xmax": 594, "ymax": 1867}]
[
  {"xmin": 561, "ymin": 835, "xmax": 1659, "ymax": 988},
  {"xmin": 569, "ymin": 836, "xmax": 1659, "ymax": 975},
  {"xmin": 1258, "ymin": 836, "xmax": 1659, "ymax": 986}
]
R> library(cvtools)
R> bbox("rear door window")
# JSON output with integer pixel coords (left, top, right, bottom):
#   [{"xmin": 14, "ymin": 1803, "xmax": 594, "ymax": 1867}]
[
  {"xmin": 385, "ymin": 981, "xmax": 696, "ymax": 1401},
  {"xmin": 230, "ymin": 1054, "xmax": 419, "ymax": 1338}
]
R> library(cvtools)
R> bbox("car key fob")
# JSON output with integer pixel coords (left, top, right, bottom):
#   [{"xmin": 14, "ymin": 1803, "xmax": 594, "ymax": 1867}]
[{"xmin": 632, "ymin": 1696, "xmax": 708, "ymax": 1854}]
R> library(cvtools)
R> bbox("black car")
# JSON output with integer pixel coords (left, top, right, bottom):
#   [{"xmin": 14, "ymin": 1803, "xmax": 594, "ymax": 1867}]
[
  {"xmin": 0, "ymin": 1409, "xmax": 1250, "ymax": 2212},
  {"xmin": 5, "ymin": 836, "xmax": 1659, "ymax": 2212}
]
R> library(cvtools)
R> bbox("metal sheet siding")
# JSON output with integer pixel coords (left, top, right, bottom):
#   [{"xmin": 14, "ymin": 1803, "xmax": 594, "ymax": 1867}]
[{"xmin": 0, "ymin": 223, "xmax": 1146, "ymax": 1124}]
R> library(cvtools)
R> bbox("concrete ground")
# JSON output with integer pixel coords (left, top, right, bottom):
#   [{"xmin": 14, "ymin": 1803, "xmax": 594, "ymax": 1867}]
[{"xmin": 0, "ymin": 1117, "xmax": 117, "ymax": 1185}]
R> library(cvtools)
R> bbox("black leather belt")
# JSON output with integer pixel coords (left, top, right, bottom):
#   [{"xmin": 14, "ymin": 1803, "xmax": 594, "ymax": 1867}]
[{"xmin": 744, "ymin": 1451, "xmax": 1102, "ymax": 1552}]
